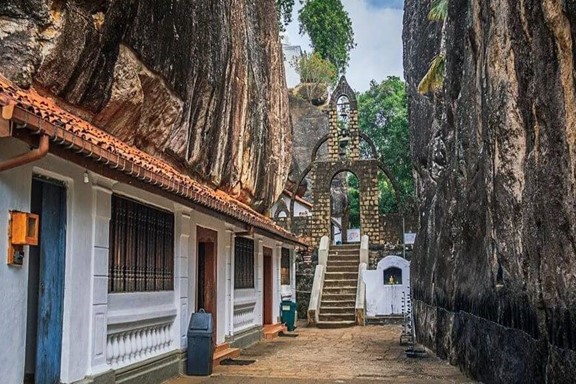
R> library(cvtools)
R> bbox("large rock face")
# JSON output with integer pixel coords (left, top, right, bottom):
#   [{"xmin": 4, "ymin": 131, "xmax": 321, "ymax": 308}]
[
  {"xmin": 287, "ymin": 94, "xmax": 328, "ymax": 199},
  {"xmin": 404, "ymin": 1, "xmax": 576, "ymax": 382},
  {"xmin": 0, "ymin": 0, "xmax": 291, "ymax": 212}
]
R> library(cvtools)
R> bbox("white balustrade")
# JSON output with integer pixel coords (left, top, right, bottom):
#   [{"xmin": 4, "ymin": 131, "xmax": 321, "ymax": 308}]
[
  {"xmin": 233, "ymin": 300, "xmax": 257, "ymax": 333},
  {"xmin": 106, "ymin": 321, "xmax": 174, "ymax": 369}
]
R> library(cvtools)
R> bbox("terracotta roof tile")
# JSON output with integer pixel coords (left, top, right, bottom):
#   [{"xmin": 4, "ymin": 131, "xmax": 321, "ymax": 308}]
[{"xmin": 0, "ymin": 75, "xmax": 305, "ymax": 245}]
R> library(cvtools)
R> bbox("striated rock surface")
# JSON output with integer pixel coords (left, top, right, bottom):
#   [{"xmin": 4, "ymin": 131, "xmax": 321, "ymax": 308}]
[
  {"xmin": 404, "ymin": 0, "xmax": 576, "ymax": 382},
  {"xmin": 288, "ymin": 93, "xmax": 328, "ymax": 199},
  {"xmin": 0, "ymin": 0, "xmax": 291, "ymax": 212}
]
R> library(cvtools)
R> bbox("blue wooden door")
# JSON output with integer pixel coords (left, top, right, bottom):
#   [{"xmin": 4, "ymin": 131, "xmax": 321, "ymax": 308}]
[{"xmin": 33, "ymin": 178, "xmax": 66, "ymax": 384}]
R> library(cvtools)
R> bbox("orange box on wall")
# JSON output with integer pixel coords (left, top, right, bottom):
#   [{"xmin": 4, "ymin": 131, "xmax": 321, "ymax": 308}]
[{"xmin": 10, "ymin": 211, "xmax": 39, "ymax": 246}]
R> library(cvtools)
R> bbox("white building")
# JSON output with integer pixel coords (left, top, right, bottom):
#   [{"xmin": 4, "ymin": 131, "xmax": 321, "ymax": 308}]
[
  {"xmin": 281, "ymin": 34, "xmax": 303, "ymax": 89},
  {"xmin": 270, "ymin": 189, "xmax": 312, "ymax": 219},
  {"xmin": 0, "ymin": 77, "xmax": 302, "ymax": 383}
]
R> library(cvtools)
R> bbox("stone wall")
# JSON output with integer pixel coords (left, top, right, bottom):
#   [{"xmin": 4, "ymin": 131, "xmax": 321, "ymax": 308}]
[
  {"xmin": 275, "ymin": 216, "xmax": 310, "ymax": 239},
  {"xmin": 380, "ymin": 213, "xmax": 419, "ymax": 245}
]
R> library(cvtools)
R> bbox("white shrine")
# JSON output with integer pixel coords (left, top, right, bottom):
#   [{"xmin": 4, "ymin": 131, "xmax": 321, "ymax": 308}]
[{"xmin": 363, "ymin": 256, "xmax": 410, "ymax": 317}]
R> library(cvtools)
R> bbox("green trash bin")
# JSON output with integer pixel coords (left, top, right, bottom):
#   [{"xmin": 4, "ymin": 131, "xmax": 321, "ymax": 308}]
[{"xmin": 280, "ymin": 300, "xmax": 297, "ymax": 331}]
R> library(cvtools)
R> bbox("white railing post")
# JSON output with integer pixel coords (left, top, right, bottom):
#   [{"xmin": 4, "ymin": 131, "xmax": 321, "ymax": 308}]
[
  {"xmin": 318, "ymin": 236, "xmax": 329, "ymax": 266},
  {"xmin": 355, "ymin": 263, "xmax": 367, "ymax": 325},
  {"xmin": 308, "ymin": 236, "xmax": 330, "ymax": 325},
  {"xmin": 355, "ymin": 235, "xmax": 369, "ymax": 325},
  {"xmin": 360, "ymin": 235, "xmax": 369, "ymax": 266}
]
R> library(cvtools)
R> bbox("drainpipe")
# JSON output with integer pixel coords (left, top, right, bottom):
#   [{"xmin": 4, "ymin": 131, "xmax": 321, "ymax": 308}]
[{"xmin": 0, "ymin": 132, "xmax": 49, "ymax": 172}]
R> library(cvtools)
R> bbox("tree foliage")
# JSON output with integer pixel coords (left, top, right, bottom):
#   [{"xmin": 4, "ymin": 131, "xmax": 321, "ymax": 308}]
[
  {"xmin": 276, "ymin": 0, "xmax": 295, "ymax": 32},
  {"xmin": 298, "ymin": 0, "xmax": 356, "ymax": 73},
  {"xmin": 419, "ymin": 0, "xmax": 448, "ymax": 94},
  {"xmin": 347, "ymin": 174, "xmax": 361, "ymax": 228},
  {"xmin": 428, "ymin": 0, "xmax": 448, "ymax": 21},
  {"xmin": 291, "ymin": 51, "xmax": 337, "ymax": 102},
  {"xmin": 354, "ymin": 76, "xmax": 414, "ymax": 213},
  {"xmin": 418, "ymin": 54, "xmax": 445, "ymax": 94}
]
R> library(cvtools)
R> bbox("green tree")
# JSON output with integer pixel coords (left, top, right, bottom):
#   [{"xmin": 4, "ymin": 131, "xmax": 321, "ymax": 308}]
[
  {"xmin": 291, "ymin": 51, "xmax": 337, "ymax": 103},
  {"xmin": 357, "ymin": 76, "xmax": 414, "ymax": 213},
  {"xmin": 276, "ymin": 0, "xmax": 295, "ymax": 32},
  {"xmin": 298, "ymin": 0, "xmax": 355, "ymax": 73},
  {"xmin": 347, "ymin": 174, "xmax": 361, "ymax": 228}
]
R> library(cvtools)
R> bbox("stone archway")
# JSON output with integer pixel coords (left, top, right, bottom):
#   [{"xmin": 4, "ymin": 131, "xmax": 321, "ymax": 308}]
[
  {"xmin": 329, "ymin": 169, "xmax": 361, "ymax": 244},
  {"xmin": 288, "ymin": 76, "xmax": 402, "ymax": 246}
]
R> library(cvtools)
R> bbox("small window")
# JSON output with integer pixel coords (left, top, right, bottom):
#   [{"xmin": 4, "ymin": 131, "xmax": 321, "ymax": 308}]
[
  {"xmin": 281, "ymin": 248, "xmax": 291, "ymax": 285},
  {"xmin": 383, "ymin": 267, "xmax": 403, "ymax": 285},
  {"xmin": 234, "ymin": 237, "xmax": 254, "ymax": 289},
  {"xmin": 109, "ymin": 195, "xmax": 174, "ymax": 292}
]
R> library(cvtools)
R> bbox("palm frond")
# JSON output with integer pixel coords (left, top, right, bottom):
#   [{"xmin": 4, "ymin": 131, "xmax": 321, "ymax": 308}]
[
  {"xmin": 418, "ymin": 54, "xmax": 445, "ymax": 94},
  {"xmin": 428, "ymin": 0, "xmax": 448, "ymax": 22}
]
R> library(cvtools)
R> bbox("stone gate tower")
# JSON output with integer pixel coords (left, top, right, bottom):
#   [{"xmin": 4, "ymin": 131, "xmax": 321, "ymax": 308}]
[{"xmin": 308, "ymin": 76, "xmax": 381, "ymax": 245}]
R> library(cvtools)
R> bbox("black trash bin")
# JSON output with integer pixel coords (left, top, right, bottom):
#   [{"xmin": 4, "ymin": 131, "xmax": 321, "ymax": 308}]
[{"xmin": 187, "ymin": 309, "xmax": 214, "ymax": 376}]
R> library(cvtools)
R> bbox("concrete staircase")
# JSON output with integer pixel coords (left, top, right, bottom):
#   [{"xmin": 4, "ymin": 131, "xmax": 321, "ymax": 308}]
[{"xmin": 317, "ymin": 244, "xmax": 359, "ymax": 328}]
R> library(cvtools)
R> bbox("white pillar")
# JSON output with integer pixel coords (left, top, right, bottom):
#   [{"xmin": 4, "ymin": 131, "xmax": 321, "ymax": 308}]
[
  {"xmin": 173, "ymin": 207, "xmax": 192, "ymax": 349},
  {"xmin": 225, "ymin": 228, "xmax": 234, "ymax": 337},
  {"xmin": 276, "ymin": 242, "xmax": 283, "ymax": 322},
  {"xmin": 256, "ymin": 237, "xmax": 264, "ymax": 325},
  {"xmin": 88, "ymin": 184, "xmax": 112, "ymax": 375},
  {"xmin": 291, "ymin": 248, "xmax": 297, "ymax": 303}
]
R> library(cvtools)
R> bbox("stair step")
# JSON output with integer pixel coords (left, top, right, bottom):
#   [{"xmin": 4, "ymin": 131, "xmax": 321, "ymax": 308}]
[
  {"xmin": 329, "ymin": 252, "xmax": 359, "ymax": 257},
  {"xmin": 331, "ymin": 244, "xmax": 360, "ymax": 250},
  {"xmin": 328, "ymin": 253, "xmax": 358, "ymax": 257},
  {"xmin": 325, "ymin": 272, "xmax": 358, "ymax": 279},
  {"xmin": 213, "ymin": 346, "xmax": 240, "ymax": 366},
  {"xmin": 320, "ymin": 299, "xmax": 356, "ymax": 307},
  {"xmin": 323, "ymin": 279, "xmax": 358, "ymax": 288},
  {"xmin": 263, "ymin": 323, "xmax": 287, "ymax": 340},
  {"xmin": 322, "ymin": 287, "xmax": 357, "ymax": 295},
  {"xmin": 319, "ymin": 306, "xmax": 355, "ymax": 313},
  {"xmin": 327, "ymin": 261, "xmax": 359, "ymax": 267},
  {"xmin": 214, "ymin": 342, "xmax": 231, "ymax": 354},
  {"xmin": 326, "ymin": 266, "xmax": 359, "ymax": 273},
  {"xmin": 319, "ymin": 313, "xmax": 356, "ymax": 321},
  {"xmin": 328, "ymin": 258, "xmax": 359, "ymax": 264},
  {"xmin": 321, "ymin": 294, "xmax": 356, "ymax": 301},
  {"xmin": 316, "ymin": 320, "xmax": 356, "ymax": 329}
]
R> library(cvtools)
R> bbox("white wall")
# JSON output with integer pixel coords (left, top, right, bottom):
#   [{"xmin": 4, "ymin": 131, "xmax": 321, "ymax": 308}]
[
  {"xmin": 0, "ymin": 139, "xmax": 96, "ymax": 383},
  {"xmin": 0, "ymin": 137, "xmax": 296, "ymax": 382},
  {"xmin": 0, "ymin": 139, "xmax": 37, "ymax": 384},
  {"xmin": 282, "ymin": 44, "xmax": 302, "ymax": 89},
  {"xmin": 270, "ymin": 195, "xmax": 311, "ymax": 219}
]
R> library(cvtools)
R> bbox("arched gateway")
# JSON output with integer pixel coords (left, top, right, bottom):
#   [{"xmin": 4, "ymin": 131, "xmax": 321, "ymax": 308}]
[{"xmin": 290, "ymin": 76, "xmax": 399, "ymax": 245}]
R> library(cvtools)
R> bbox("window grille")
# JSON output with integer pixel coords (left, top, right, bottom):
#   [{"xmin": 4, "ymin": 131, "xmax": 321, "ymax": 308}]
[
  {"xmin": 109, "ymin": 195, "xmax": 174, "ymax": 292},
  {"xmin": 234, "ymin": 237, "xmax": 254, "ymax": 289},
  {"xmin": 281, "ymin": 248, "xmax": 291, "ymax": 285}
]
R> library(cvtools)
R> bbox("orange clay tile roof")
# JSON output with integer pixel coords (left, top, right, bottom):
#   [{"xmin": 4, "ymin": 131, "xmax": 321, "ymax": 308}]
[{"xmin": 0, "ymin": 75, "xmax": 305, "ymax": 245}]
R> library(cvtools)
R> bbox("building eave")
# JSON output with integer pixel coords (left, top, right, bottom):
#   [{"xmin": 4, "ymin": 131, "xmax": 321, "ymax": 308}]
[{"xmin": 0, "ymin": 77, "xmax": 307, "ymax": 248}]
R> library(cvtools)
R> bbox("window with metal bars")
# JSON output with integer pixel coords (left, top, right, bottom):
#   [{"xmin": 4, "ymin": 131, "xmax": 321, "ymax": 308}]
[
  {"xmin": 234, "ymin": 237, "xmax": 254, "ymax": 289},
  {"xmin": 281, "ymin": 248, "xmax": 291, "ymax": 285},
  {"xmin": 108, "ymin": 194, "xmax": 174, "ymax": 292}
]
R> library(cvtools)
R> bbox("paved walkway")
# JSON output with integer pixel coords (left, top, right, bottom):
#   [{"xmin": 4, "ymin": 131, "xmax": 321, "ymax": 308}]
[{"xmin": 166, "ymin": 323, "xmax": 477, "ymax": 384}]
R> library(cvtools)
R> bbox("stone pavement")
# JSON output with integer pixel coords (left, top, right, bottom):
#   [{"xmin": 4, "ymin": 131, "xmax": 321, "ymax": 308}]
[{"xmin": 166, "ymin": 323, "xmax": 477, "ymax": 384}]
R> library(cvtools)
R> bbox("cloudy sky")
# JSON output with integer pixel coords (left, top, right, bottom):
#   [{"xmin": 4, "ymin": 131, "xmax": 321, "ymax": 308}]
[{"xmin": 284, "ymin": 0, "xmax": 405, "ymax": 92}]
